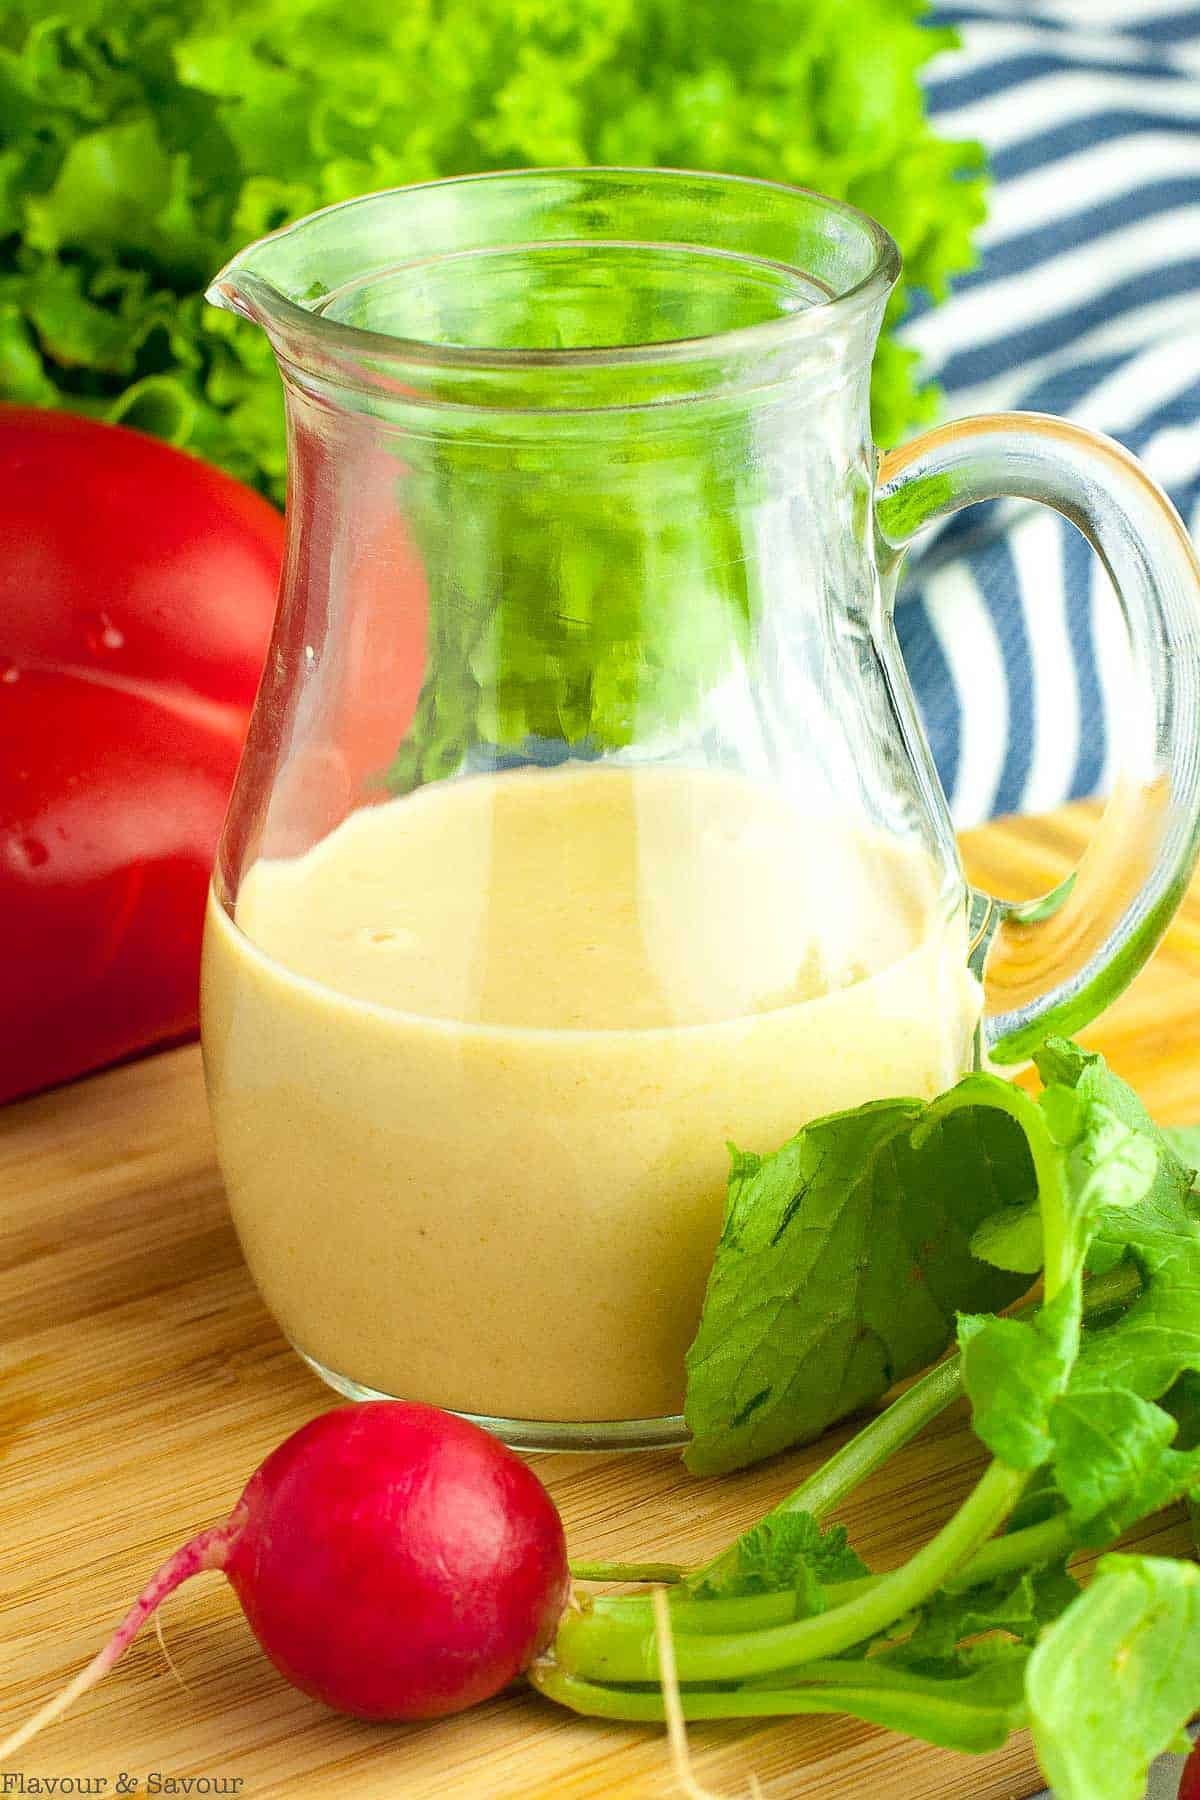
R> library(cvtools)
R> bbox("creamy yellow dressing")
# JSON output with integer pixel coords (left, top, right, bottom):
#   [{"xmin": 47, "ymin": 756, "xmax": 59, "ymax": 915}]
[{"xmin": 201, "ymin": 764, "xmax": 981, "ymax": 1422}]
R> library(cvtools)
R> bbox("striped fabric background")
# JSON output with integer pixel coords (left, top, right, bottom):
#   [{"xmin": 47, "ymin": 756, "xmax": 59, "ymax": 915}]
[
  {"xmin": 901, "ymin": 22, "xmax": 1198, "ymax": 1784},
  {"xmin": 896, "ymin": 0, "xmax": 1200, "ymax": 826}
]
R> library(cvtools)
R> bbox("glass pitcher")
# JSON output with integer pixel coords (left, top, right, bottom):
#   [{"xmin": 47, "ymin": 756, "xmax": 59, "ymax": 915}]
[{"xmin": 201, "ymin": 169, "xmax": 1200, "ymax": 1450}]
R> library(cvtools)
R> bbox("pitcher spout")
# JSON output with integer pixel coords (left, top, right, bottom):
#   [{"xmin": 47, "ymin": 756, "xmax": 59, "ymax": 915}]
[
  {"xmin": 205, "ymin": 206, "xmax": 333, "ymax": 331},
  {"xmin": 206, "ymin": 261, "xmax": 286, "ymax": 329}
]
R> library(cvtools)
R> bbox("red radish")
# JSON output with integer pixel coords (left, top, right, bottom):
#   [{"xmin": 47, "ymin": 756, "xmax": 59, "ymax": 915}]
[
  {"xmin": 1181, "ymin": 1744, "xmax": 1200, "ymax": 1800},
  {"xmin": 0, "ymin": 1402, "xmax": 569, "ymax": 1755}
]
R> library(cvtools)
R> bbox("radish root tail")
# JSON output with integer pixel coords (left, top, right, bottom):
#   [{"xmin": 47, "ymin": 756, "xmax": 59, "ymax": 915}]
[
  {"xmin": 0, "ymin": 1516, "xmax": 240, "ymax": 1764},
  {"xmin": 153, "ymin": 1604, "xmax": 191, "ymax": 1696},
  {"xmin": 652, "ymin": 1585, "xmax": 759, "ymax": 1800}
]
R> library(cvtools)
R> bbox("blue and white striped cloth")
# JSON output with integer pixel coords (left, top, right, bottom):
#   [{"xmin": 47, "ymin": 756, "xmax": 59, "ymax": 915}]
[
  {"xmin": 885, "ymin": 19, "xmax": 1198, "ymax": 1792},
  {"xmin": 897, "ymin": 0, "xmax": 1200, "ymax": 826}
]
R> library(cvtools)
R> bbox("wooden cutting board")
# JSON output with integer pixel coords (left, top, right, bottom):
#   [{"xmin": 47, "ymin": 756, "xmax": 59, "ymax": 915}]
[{"xmin": 2, "ymin": 802, "xmax": 1198, "ymax": 1800}]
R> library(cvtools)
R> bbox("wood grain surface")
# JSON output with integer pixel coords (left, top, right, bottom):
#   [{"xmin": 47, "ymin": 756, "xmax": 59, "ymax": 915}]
[{"xmin": 1, "ymin": 802, "xmax": 1198, "ymax": 1800}]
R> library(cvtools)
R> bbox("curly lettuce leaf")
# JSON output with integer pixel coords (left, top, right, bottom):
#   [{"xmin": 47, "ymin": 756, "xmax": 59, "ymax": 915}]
[
  {"xmin": 1, "ymin": 0, "xmax": 986, "ymax": 501},
  {"xmin": 2, "ymin": 1, "xmax": 987, "ymax": 774}
]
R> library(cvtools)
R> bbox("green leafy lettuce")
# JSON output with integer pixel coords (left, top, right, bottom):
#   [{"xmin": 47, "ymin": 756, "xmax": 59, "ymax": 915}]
[
  {"xmin": 1, "ymin": 0, "xmax": 986, "ymax": 776},
  {"xmin": 1, "ymin": 0, "xmax": 985, "ymax": 493}
]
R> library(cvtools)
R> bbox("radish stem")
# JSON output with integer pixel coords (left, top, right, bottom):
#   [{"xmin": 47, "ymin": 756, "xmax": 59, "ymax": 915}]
[
  {"xmin": 570, "ymin": 1560, "xmax": 685, "ymax": 1584},
  {"xmin": 556, "ymin": 1460, "xmax": 1026, "ymax": 1684},
  {"xmin": 584, "ymin": 1511, "xmax": 1077, "ymax": 1644},
  {"xmin": 529, "ymin": 1659, "xmax": 1015, "ymax": 1733}
]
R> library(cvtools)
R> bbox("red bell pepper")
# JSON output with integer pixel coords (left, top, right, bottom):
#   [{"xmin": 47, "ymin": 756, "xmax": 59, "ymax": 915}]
[{"xmin": 0, "ymin": 407, "xmax": 283, "ymax": 1104}]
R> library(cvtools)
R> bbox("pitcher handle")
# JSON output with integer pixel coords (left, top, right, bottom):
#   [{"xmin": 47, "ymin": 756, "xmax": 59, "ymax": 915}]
[{"xmin": 875, "ymin": 412, "xmax": 1200, "ymax": 1065}]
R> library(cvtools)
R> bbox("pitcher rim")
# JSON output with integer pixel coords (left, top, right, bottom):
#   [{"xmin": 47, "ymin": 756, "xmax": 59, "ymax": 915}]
[{"xmin": 206, "ymin": 165, "xmax": 902, "ymax": 373}]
